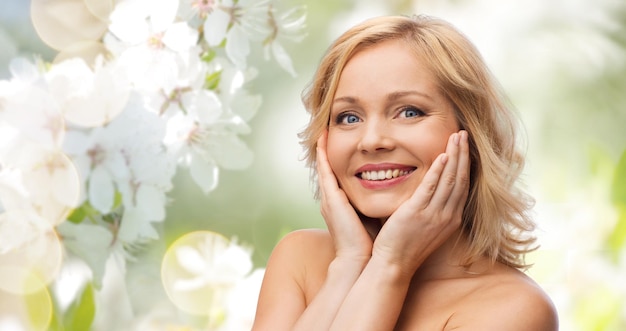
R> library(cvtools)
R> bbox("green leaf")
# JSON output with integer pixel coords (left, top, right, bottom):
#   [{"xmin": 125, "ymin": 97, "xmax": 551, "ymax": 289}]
[
  {"xmin": 112, "ymin": 190, "xmax": 123, "ymax": 210},
  {"xmin": 204, "ymin": 70, "xmax": 222, "ymax": 90},
  {"xmin": 63, "ymin": 282, "xmax": 95, "ymax": 331},
  {"xmin": 67, "ymin": 207, "xmax": 86, "ymax": 224},
  {"xmin": 67, "ymin": 201, "xmax": 101, "ymax": 224},
  {"xmin": 201, "ymin": 49, "xmax": 217, "ymax": 63}
]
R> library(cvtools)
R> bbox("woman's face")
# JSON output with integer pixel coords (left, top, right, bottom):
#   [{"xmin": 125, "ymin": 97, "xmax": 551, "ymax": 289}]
[{"xmin": 327, "ymin": 39, "xmax": 460, "ymax": 220}]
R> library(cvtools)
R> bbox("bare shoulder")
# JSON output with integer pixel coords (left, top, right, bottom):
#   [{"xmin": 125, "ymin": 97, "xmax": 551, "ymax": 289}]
[
  {"xmin": 272, "ymin": 228, "xmax": 334, "ymax": 262},
  {"xmin": 267, "ymin": 228, "xmax": 335, "ymax": 293},
  {"xmin": 253, "ymin": 229, "xmax": 334, "ymax": 330},
  {"xmin": 452, "ymin": 265, "xmax": 559, "ymax": 331}
]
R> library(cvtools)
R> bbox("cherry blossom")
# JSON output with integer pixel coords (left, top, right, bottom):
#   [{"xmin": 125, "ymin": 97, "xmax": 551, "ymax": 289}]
[{"xmin": 0, "ymin": 0, "xmax": 306, "ymax": 328}]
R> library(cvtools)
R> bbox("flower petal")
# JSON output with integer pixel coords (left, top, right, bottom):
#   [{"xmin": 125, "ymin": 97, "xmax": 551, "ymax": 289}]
[
  {"xmin": 213, "ymin": 134, "xmax": 253, "ymax": 170},
  {"xmin": 108, "ymin": 0, "xmax": 150, "ymax": 44},
  {"xmin": 203, "ymin": 9, "xmax": 229, "ymax": 46},
  {"xmin": 271, "ymin": 41, "xmax": 297, "ymax": 77},
  {"xmin": 88, "ymin": 166, "xmax": 114, "ymax": 214},
  {"xmin": 57, "ymin": 222, "xmax": 114, "ymax": 288},
  {"xmin": 133, "ymin": 184, "xmax": 166, "ymax": 221},
  {"xmin": 148, "ymin": 0, "xmax": 178, "ymax": 33},
  {"xmin": 214, "ymin": 243, "xmax": 253, "ymax": 280},
  {"xmin": 173, "ymin": 276, "xmax": 208, "ymax": 292},
  {"xmin": 230, "ymin": 90, "xmax": 261, "ymax": 122},
  {"xmin": 189, "ymin": 155, "xmax": 219, "ymax": 193},
  {"xmin": 192, "ymin": 90, "xmax": 222, "ymax": 124},
  {"xmin": 225, "ymin": 25, "xmax": 250, "ymax": 68},
  {"xmin": 175, "ymin": 246, "xmax": 208, "ymax": 274},
  {"xmin": 162, "ymin": 22, "xmax": 198, "ymax": 52},
  {"xmin": 118, "ymin": 207, "xmax": 160, "ymax": 242}
]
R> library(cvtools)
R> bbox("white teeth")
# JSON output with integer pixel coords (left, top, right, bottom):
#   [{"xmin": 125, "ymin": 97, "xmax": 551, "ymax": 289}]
[{"xmin": 359, "ymin": 169, "xmax": 413, "ymax": 181}]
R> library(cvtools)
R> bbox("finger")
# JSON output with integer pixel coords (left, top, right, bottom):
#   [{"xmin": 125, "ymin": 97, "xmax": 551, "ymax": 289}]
[
  {"xmin": 428, "ymin": 131, "xmax": 461, "ymax": 207},
  {"xmin": 407, "ymin": 151, "xmax": 448, "ymax": 210},
  {"xmin": 316, "ymin": 130, "xmax": 341, "ymax": 198},
  {"xmin": 445, "ymin": 130, "xmax": 470, "ymax": 210},
  {"xmin": 316, "ymin": 131, "xmax": 354, "ymax": 219}
]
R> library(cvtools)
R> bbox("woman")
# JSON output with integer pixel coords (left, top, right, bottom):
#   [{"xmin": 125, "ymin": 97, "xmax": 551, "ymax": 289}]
[{"xmin": 252, "ymin": 15, "xmax": 558, "ymax": 330}]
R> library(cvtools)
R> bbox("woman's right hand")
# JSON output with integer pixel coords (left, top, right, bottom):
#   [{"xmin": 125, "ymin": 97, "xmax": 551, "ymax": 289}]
[{"xmin": 316, "ymin": 130, "xmax": 376, "ymax": 262}]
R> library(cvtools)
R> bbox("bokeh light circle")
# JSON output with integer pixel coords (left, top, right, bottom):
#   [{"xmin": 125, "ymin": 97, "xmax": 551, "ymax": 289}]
[
  {"xmin": 0, "ymin": 210, "xmax": 64, "ymax": 294},
  {"xmin": 30, "ymin": 0, "xmax": 108, "ymax": 51},
  {"xmin": 53, "ymin": 40, "xmax": 109, "ymax": 67},
  {"xmin": 83, "ymin": 0, "xmax": 117, "ymax": 22},
  {"xmin": 162, "ymin": 231, "xmax": 235, "ymax": 316},
  {"xmin": 0, "ymin": 267, "xmax": 52, "ymax": 331},
  {"xmin": 21, "ymin": 150, "xmax": 82, "ymax": 226}
]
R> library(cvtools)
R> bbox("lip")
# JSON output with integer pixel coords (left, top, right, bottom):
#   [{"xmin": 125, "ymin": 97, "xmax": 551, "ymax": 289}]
[
  {"xmin": 355, "ymin": 163, "xmax": 416, "ymax": 173},
  {"xmin": 355, "ymin": 163, "xmax": 416, "ymax": 190}
]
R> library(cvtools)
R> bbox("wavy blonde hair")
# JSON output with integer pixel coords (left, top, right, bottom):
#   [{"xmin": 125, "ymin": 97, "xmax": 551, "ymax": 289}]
[{"xmin": 299, "ymin": 15, "xmax": 536, "ymax": 269}]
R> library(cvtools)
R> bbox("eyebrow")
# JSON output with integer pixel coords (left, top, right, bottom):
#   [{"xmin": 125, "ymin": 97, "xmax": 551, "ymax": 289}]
[
  {"xmin": 388, "ymin": 90, "xmax": 433, "ymax": 101},
  {"xmin": 333, "ymin": 90, "xmax": 433, "ymax": 105}
]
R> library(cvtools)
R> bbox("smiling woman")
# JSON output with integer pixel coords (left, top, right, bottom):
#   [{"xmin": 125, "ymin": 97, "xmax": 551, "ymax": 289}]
[
  {"xmin": 252, "ymin": 14, "xmax": 558, "ymax": 331},
  {"xmin": 326, "ymin": 38, "xmax": 459, "ymax": 220}
]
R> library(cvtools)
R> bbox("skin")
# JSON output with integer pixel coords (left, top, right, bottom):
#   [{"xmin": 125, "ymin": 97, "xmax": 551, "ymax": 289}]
[{"xmin": 252, "ymin": 39, "xmax": 558, "ymax": 331}]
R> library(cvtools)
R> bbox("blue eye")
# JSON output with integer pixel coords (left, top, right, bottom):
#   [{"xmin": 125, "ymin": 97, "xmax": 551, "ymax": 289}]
[
  {"xmin": 337, "ymin": 113, "xmax": 361, "ymax": 124},
  {"xmin": 400, "ymin": 106, "xmax": 424, "ymax": 118}
]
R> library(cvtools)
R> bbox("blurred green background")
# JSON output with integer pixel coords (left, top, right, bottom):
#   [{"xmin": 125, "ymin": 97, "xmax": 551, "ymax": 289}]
[{"xmin": 2, "ymin": 0, "xmax": 626, "ymax": 330}]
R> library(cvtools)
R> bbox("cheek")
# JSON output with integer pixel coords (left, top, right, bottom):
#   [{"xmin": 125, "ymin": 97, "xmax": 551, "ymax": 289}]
[{"xmin": 326, "ymin": 133, "xmax": 344, "ymax": 168}]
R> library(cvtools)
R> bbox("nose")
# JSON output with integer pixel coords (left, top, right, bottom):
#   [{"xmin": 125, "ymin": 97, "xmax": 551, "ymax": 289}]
[{"xmin": 357, "ymin": 119, "xmax": 395, "ymax": 153}]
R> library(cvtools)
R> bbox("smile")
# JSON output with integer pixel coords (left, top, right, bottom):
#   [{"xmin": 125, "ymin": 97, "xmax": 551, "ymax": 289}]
[{"xmin": 359, "ymin": 168, "xmax": 415, "ymax": 181}]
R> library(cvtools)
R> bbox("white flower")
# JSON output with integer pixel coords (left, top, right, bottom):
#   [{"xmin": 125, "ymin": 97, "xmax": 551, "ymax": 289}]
[
  {"xmin": 263, "ymin": 5, "xmax": 307, "ymax": 77},
  {"xmin": 219, "ymin": 268, "xmax": 265, "ymax": 331},
  {"xmin": 0, "ymin": 0, "xmax": 306, "ymax": 327},
  {"xmin": 46, "ymin": 57, "xmax": 130, "ymax": 127},
  {"xmin": 108, "ymin": 97, "xmax": 173, "ymax": 243},
  {"xmin": 202, "ymin": 1, "xmax": 230, "ymax": 47},
  {"xmin": 163, "ymin": 90, "xmax": 221, "ymax": 193},
  {"xmin": 107, "ymin": 0, "xmax": 199, "ymax": 93},
  {"xmin": 0, "ymin": 142, "xmax": 80, "ymax": 226},
  {"xmin": 213, "ymin": 57, "xmax": 261, "ymax": 122},
  {"xmin": 201, "ymin": 0, "xmax": 272, "ymax": 69},
  {"xmin": 173, "ymin": 237, "xmax": 252, "ymax": 292},
  {"xmin": 56, "ymin": 221, "xmax": 115, "ymax": 288},
  {"xmin": 162, "ymin": 57, "xmax": 254, "ymax": 194},
  {"xmin": 65, "ymin": 93, "xmax": 174, "ymax": 242},
  {"xmin": 163, "ymin": 102, "xmax": 253, "ymax": 193},
  {"xmin": 145, "ymin": 46, "xmax": 210, "ymax": 117},
  {"xmin": 63, "ymin": 126, "xmax": 129, "ymax": 215},
  {"xmin": 161, "ymin": 232, "xmax": 254, "ymax": 319},
  {"xmin": 0, "ymin": 210, "xmax": 63, "ymax": 293},
  {"xmin": 1, "ymin": 62, "xmax": 65, "ymax": 149}
]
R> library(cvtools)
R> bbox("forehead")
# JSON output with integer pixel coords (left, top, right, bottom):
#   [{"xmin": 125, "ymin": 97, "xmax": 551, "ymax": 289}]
[{"xmin": 335, "ymin": 39, "xmax": 441, "ymax": 99}]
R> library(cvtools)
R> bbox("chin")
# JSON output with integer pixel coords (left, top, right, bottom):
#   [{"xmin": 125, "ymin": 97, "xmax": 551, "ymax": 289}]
[{"xmin": 354, "ymin": 205, "xmax": 394, "ymax": 221}]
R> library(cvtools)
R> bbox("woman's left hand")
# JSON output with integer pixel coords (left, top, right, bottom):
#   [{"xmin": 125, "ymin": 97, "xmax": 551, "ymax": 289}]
[{"xmin": 371, "ymin": 130, "xmax": 471, "ymax": 276}]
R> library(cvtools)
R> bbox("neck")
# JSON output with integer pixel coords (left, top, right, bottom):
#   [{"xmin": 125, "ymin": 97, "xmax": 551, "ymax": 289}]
[{"xmin": 411, "ymin": 229, "xmax": 491, "ymax": 282}]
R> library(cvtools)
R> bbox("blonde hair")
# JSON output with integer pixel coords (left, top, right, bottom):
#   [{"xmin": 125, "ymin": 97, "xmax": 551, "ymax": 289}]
[{"xmin": 299, "ymin": 15, "xmax": 537, "ymax": 270}]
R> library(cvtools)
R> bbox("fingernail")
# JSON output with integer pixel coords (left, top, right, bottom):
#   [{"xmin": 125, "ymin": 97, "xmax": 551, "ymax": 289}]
[
  {"xmin": 453, "ymin": 133, "xmax": 460, "ymax": 145},
  {"xmin": 441, "ymin": 153, "xmax": 448, "ymax": 164}
]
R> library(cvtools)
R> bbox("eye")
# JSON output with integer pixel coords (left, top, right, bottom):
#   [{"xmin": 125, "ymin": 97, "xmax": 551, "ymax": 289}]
[
  {"xmin": 336, "ymin": 113, "xmax": 361, "ymax": 125},
  {"xmin": 399, "ymin": 106, "xmax": 424, "ymax": 118}
]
